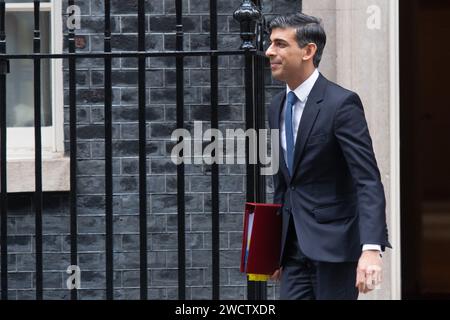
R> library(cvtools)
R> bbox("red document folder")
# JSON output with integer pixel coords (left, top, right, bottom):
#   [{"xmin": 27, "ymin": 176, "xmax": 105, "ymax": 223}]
[{"xmin": 240, "ymin": 202, "xmax": 282, "ymax": 276}]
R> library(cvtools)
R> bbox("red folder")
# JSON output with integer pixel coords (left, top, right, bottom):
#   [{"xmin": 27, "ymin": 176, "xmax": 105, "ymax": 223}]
[{"xmin": 240, "ymin": 202, "xmax": 282, "ymax": 276}]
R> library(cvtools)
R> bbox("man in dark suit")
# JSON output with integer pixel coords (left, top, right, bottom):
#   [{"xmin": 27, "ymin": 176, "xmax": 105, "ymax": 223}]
[{"xmin": 266, "ymin": 12, "xmax": 391, "ymax": 300}]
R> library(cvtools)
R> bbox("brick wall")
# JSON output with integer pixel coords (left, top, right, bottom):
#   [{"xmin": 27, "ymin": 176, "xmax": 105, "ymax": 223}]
[{"xmin": 5, "ymin": 0, "xmax": 301, "ymax": 300}]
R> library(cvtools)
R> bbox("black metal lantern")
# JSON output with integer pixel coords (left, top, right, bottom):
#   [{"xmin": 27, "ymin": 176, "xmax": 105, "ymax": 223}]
[{"xmin": 233, "ymin": 0, "xmax": 262, "ymax": 50}]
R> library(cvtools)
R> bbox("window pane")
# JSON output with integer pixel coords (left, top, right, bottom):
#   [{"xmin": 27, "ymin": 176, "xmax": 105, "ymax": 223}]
[{"xmin": 5, "ymin": 11, "xmax": 52, "ymax": 127}]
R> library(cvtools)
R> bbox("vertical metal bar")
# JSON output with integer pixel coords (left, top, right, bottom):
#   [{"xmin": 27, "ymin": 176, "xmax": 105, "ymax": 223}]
[
  {"xmin": 0, "ymin": 0, "xmax": 8, "ymax": 300},
  {"xmin": 137, "ymin": 0, "xmax": 148, "ymax": 300},
  {"xmin": 104, "ymin": 0, "xmax": 114, "ymax": 300},
  {"xmin": 33, "ymin": 0, "xmax": 44, "ymax": 300},
  {"xmin": 246, "ymin": 0, "xmax": 267, "ymax": 301},
  {"xmin": 244, "ymin": 51, "xmax": 259, "ymax": 301},
  {"xmin": 234, "ymin": 0, "xmax": 265, "ymax": 300},
  {"xmin": 254, "ymin": 0, "xmax": 266, "ymax": 206},
  {"xmin": 253, "ymin": 5, "xmax": 267, "ymax": 302},
  {"xmin": 68, "ymin": 0, "xmax": 78, "ymax": 301},
  {"xmin": 175, "ymin": 0, "xmax": 186, "ymax": 300},
  {"xmin": 245, "ymin": 61, "xmax": 267, "ymax": 299},
  {"xmin": 257, "ymin": 1, "xmax": 267, "ymax": 300},
  {"xmin": 209, "ymin": 0, "xmax": 220, "ymax": 300},
  {"xmin": 245, "ymin": 1, "xmax": 265, "ymax": 299}
]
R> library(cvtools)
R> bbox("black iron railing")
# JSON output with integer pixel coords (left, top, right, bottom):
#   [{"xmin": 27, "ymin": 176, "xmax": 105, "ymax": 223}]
[{"xmin": 0, "ymin": 0, "xmax": 269, "ymax": 300}]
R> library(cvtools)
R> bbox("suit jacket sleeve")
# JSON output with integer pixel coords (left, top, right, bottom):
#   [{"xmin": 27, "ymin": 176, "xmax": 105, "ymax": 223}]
[
  {"xmin": 334, "ymin": 93, "xmax": 391, "ymax": 249},
  {"xmin": 273, "ymin": 166, "xmax": 287, "ymax": 206}
]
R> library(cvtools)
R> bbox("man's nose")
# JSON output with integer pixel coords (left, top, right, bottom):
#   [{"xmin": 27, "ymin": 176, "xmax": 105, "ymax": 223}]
[{"xmin": 265, "ymin": 44, "xmax": 274, "ymax": 57}]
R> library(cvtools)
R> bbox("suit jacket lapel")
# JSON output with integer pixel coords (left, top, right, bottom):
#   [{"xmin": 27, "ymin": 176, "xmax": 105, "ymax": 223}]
[
  {"xmin": 273, "ymin": 93, "xmax": 290, "ymax": 179},
  {"xmin": 273, "ymin": 92, "xmax": 284, "ymax": 132},
  {"xmin": 290, "ymin": 74, "xmax": 328, "ymax": 180}
]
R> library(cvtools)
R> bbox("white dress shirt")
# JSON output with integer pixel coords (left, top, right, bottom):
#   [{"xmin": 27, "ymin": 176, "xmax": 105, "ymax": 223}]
[
  {"xmin": 280, "ymin": 69, "xmax": 320, "ymax": 166},
  {"xmin": 280, "ymin": 69, "xmax": 381, "ymax": 253}
]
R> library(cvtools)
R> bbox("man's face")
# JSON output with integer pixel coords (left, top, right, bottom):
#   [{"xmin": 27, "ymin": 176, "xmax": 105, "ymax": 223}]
[{"xmin": 265, "ymin": 27, "xmax": 307, "ymax": 84}]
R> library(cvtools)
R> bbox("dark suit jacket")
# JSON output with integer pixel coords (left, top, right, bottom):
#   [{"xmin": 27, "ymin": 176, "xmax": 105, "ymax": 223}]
[{"xmin": 269, "ymin": 74, "xmax": 392, "ymax": 264}]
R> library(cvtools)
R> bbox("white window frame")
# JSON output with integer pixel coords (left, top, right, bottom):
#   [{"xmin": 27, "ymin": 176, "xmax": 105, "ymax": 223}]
[
  {"xmin": 5, "ymin": 1, "xmax": 68, "ymax": 193},
  {"xmin": 5, "ymin": 0, "xmax": 64, "ymax": 160}
]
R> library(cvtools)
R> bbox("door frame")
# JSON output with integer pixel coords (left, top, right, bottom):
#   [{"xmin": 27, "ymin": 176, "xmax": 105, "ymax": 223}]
[{"xmin": 389, "ymin": 0, "xmax": 402, "ymax": 300}]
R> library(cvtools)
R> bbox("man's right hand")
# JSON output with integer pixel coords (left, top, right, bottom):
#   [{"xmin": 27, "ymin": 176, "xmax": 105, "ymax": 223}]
[{"xmin": 270, "ymin": 268, "xmax": 283, "ymax": 282}]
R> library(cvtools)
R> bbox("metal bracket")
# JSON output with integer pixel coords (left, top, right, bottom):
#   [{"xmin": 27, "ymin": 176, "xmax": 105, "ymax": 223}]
[{"xmin": 0, "ymin": 58, "xmax": 10, "ymax": 75}]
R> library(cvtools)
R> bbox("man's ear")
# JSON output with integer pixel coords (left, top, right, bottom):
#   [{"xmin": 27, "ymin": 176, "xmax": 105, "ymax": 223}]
[{"xmin": 302, "ymin": 43, "xmax": 318, "ymax": 62}]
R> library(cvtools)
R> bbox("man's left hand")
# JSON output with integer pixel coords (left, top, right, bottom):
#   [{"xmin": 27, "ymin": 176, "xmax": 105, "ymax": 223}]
[{"xmin": 355, "ymin": 250, "xmax": 383, "ymax": 294}]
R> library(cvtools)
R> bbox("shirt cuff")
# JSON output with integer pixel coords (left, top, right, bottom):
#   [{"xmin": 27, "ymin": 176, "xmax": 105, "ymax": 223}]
[{"xmin": 362, "ymin": 244, "xmax": 382, "ymax": 252}]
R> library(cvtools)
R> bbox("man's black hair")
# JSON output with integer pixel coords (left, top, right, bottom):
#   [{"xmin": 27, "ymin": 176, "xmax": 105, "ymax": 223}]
[{"xmin": 269, "ymin": 12, "xmax": 327, "ymax": 68}]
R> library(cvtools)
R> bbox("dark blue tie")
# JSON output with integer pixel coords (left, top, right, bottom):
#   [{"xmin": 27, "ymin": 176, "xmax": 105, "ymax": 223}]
[{"xmin": 285, "ymin": 91, "xmax": 298, "ymax": 176}]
